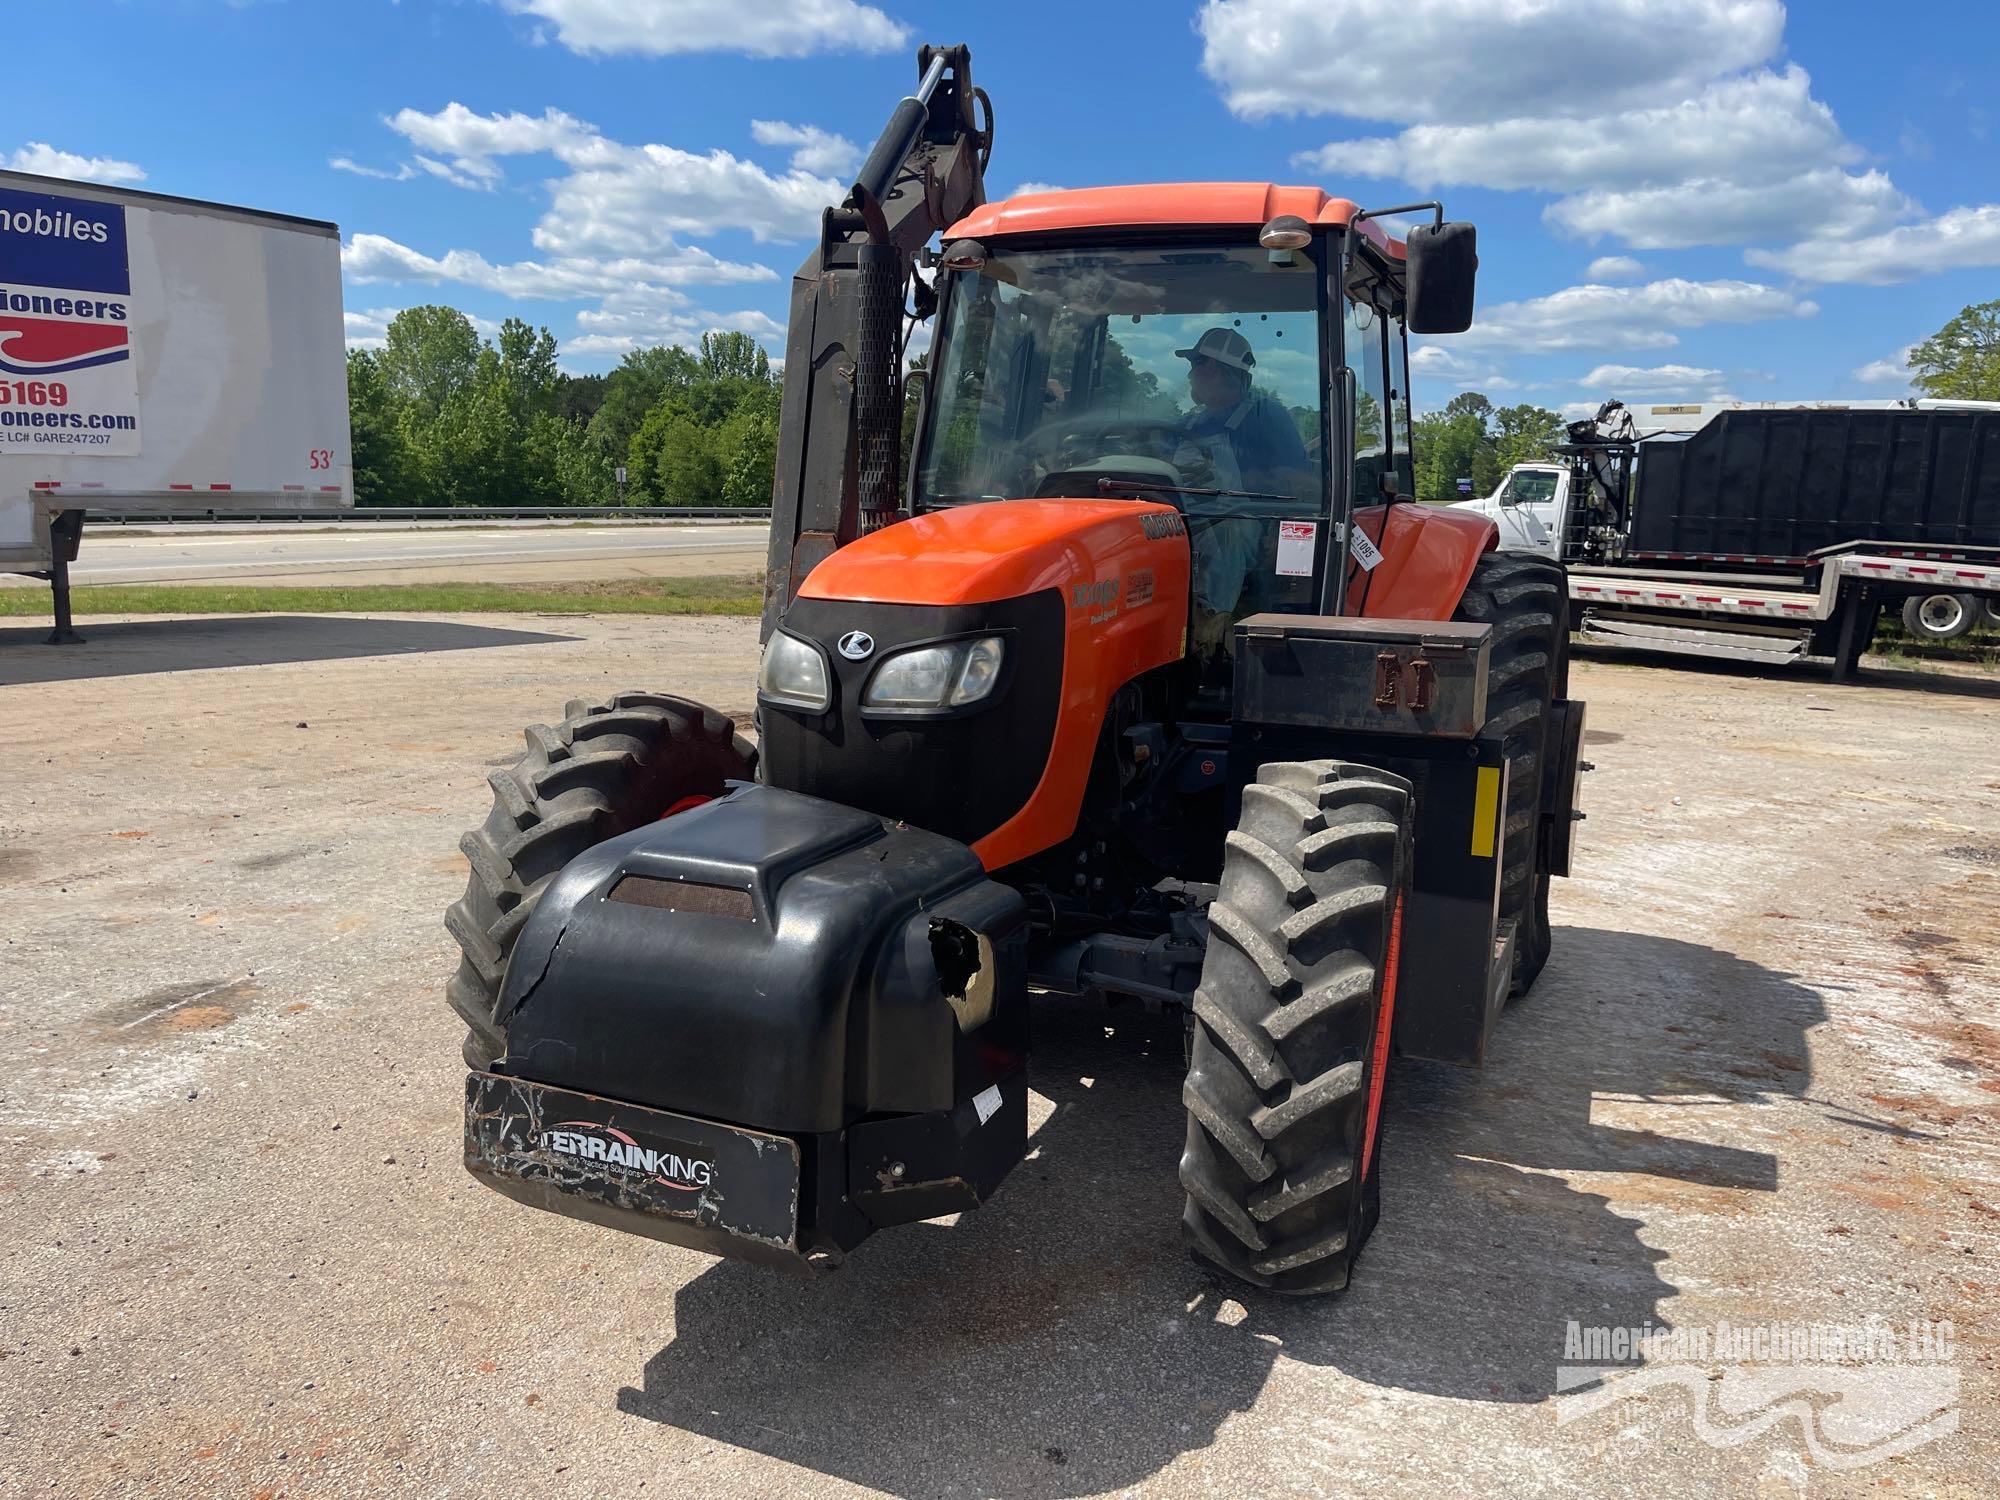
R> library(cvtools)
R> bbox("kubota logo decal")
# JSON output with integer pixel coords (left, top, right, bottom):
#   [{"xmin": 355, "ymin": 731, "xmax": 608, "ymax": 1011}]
[{"xmin": 542, "ymin": 1121, "xmax": 714, "ymax": 1191}]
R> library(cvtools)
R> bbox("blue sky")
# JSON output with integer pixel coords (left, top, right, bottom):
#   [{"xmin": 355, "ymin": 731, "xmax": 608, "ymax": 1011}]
[{"xmin": 10, "ymin": 0, "xmax": 1999, "ymax": 415}]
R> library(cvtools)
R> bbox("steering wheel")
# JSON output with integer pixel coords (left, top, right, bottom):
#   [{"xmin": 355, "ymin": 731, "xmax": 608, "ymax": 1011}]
[{"xmin": 991, "ymin": 412, "xmax": 1188, "ymax": 492}]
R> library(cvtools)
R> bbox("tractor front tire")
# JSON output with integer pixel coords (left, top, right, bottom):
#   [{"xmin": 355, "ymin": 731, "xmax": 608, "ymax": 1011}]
[
  {"xmin": 445, "ymin": 692, "xmax": 755, "ymax": 1069},
  {"xmin": 1454, "ymin": 552, "xmax": 1567, "ymax": 994},
  {"xmin": 1180, "ymin": 761, "xmax": 1412, "ymax": 1296}
]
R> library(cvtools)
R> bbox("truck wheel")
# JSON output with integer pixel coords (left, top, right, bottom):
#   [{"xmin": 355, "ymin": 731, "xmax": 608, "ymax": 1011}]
[
  {"xmin": 1180, "ymin": 761, "xmax": 1412, "ymax": 1296},
  {"xmin": 1454, "ymin": 552, "xmax": 1566, "ymax": 993},
  {"xmin": 1901, "ymin": 593, "xmax": 1977, "ymax": 641},
  {"xmin": 445, "ymin": 692, "xmax": 755, "ymax": 1069}
]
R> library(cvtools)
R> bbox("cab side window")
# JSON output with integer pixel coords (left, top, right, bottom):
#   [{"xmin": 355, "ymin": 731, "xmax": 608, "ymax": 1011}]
[
  {"xmin": 1386, "ymin": 317, "xmax": 1414, "ymax": 498},
  {"xmin": 1344, "ymin": 298, "xmax": 1389, "ymax": 506}
]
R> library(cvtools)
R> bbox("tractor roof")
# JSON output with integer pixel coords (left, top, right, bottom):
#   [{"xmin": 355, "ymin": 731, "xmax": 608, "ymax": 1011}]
[{"xmin": 946, "ymin": 183, "xmax": 1407, "ymax": 260}]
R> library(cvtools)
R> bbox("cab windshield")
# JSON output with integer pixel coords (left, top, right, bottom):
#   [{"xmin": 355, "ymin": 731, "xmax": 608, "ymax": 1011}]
[{"xmin": 914, "ymin": 241, "xmax": 1326, "ymax": 521}]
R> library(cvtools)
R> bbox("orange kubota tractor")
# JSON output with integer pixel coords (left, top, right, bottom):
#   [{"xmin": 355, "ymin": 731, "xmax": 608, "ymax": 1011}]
[{"xmin": 451, "ymin": 46, "xmax": 1584, "ymax": 1294}]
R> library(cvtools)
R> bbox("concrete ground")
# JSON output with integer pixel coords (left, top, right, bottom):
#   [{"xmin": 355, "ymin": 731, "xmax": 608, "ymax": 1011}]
[
  {"xmin": 1, "ymin": 614, "xmax": 1994, "ymax": 1498},
  {"xmin": 0, "ymin": 520, "xmax": 771, "ymax": 589}
]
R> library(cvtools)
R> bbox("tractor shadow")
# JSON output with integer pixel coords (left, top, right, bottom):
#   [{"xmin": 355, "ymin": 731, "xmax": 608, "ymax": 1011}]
[
  {"xmin": 617, "ymin": 927, "xmax": 1826, "ymax": 1498},
  {"xmin": 0, "ymin": 613, "xmax": 574, "ymax": 685}
]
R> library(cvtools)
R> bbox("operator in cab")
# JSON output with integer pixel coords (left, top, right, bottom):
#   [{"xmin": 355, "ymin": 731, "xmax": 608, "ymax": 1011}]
[{"xmin": 1174, "ymin": 328, "xmax": 1313, "ymax": 674}]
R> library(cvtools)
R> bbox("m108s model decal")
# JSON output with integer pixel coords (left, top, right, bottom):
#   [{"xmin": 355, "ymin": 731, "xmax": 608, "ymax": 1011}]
[{"xmin": 0, "ymin": 185, "xmax": 140, "ymax": 455}]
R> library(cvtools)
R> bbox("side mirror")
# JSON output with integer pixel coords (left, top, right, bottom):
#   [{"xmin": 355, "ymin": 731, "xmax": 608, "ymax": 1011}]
[{"xmin": 1406, "ymin": 221, "xmax": 1478, "ymax": 335}]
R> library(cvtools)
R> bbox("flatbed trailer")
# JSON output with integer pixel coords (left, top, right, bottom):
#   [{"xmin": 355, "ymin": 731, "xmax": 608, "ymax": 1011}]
[{"xmin": 1570, "ymin": 543, "xmax": 2000, "ymax": 674}]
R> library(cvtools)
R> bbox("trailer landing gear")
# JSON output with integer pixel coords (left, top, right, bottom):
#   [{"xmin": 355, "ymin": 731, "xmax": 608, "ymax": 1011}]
[{"xmin": 1830, "ymin": 592, "xmax": 1879, "ymax": 684}]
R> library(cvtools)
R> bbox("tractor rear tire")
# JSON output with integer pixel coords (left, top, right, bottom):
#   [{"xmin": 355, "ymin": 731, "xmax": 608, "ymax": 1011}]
[
  {"xmin": 1454, "ymin": 552, "xmax": 1567, "ymax": 995},
  {"xmin": 445, "ymin": 692, "xmax": 755, "ymax": 1069},
  {"xmin": 1180, "ymin": 761, "xmax": 1412, "ymax": 1296}
]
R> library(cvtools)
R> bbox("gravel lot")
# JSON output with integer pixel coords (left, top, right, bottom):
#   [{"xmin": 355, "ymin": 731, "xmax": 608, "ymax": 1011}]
[{"xmin": 2, "ymin": 613, "xmax": 1995, "ymax": 1498}]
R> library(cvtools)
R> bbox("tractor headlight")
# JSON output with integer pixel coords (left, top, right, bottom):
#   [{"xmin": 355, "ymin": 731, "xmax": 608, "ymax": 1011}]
[
  {"xmin": 757, "ymin": 631, "xmax": 831, "ymax": 712},
  {"xmin": 863, "ymin": 636, "xmax": 1006, "ymax": 712}
]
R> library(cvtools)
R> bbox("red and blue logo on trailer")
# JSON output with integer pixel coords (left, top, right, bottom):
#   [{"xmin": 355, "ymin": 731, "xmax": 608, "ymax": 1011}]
[{"xmin": 0, "ymin": 185, "xmax": 132, "ymax": 376}]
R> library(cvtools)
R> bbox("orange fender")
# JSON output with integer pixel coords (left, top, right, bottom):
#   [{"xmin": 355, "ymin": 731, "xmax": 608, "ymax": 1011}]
[{"xmin": 1344, "ymin": 502, "xmax": 1497, "ymax": 620}]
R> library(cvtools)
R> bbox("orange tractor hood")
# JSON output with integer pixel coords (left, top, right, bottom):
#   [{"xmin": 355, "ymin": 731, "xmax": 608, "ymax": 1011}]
[
  {"xmin": 794, "ymin": 498, "xmax": 1194, "ymax": 871},
  {"xmin": 796, "ymin": 498, "xmax": 1183, "ymax": 608}
]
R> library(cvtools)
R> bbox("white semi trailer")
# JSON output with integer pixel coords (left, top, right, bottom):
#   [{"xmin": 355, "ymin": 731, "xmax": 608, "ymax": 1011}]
[
  {"xmin": 0, "ymin": 170, "xmax": 350, "ymax": 640},
  {"xmin": 1455, "ymin": 400, "xmax": 2000, "ymax": 678}
]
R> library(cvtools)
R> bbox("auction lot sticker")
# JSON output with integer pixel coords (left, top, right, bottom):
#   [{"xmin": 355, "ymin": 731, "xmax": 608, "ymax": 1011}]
[{"xmin": 0, "ymin": 185, "xmax": 141, "ymax": 456}]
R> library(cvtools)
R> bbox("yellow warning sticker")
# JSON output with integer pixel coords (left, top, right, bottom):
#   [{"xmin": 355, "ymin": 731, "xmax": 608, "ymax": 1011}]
[{"xmin": 1470, "ymin": 765, "xmax": 1501, "ymax": 857}]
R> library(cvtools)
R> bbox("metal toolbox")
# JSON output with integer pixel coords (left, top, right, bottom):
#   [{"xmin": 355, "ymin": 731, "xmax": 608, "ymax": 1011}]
[{"xmin": 1232, "ymin": 614, "xmax": 1493, "ymax": 739}]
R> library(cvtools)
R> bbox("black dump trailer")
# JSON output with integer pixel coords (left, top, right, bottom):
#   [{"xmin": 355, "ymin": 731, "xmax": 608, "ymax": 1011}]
[
  {"xmin": 1627, "ymin": 405, "xmax": 2000, "ymax": 562},
  {"xmin": 1550, "ymin": 401, "xmax": 2000, "ymax": 678}
]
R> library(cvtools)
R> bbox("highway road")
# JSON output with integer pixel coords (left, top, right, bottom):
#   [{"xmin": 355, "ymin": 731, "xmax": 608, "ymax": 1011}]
[{"xmin": 0, "ymin": 519, "xmax": 771, "ymax": 587}]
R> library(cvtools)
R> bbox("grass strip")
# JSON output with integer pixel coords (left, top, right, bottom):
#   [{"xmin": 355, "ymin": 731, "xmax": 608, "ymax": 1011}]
[{"xmin": 0, "ymin": 576, "xmax": 764, "ymax": 617}]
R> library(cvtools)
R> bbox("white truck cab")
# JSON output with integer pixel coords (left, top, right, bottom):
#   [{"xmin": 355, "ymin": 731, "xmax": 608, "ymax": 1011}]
[{"xmin": 1452, "ymin": 463, "xmax": 1568, "ymax": 555}]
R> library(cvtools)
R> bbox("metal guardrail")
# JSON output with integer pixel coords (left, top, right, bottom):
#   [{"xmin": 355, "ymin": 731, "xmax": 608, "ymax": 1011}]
[{"xmin": 89, "ymin": 505, "xmax": 773, "ymax": 524}]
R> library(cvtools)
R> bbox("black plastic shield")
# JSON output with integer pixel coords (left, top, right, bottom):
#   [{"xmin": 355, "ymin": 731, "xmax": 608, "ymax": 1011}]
[{"xmin": 464, "ymin": 1073, "xmax": 804, "ymax": 1264}]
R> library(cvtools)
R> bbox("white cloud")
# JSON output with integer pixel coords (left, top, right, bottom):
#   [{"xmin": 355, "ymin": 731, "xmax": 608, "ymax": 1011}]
[
  {"xmin": 345, "ymin": 304, "xmax": 501, "ymax": 351},
  {"xmin": 342, "ymin": 232, "xmax": 773, "ymax": 298},
  {"xmin": 1011, "ymin": 182, "xmax": 1067, "ymax": 197},
  {"xmin": 387, "ymin": 103, "xmax": 596, "ymax": 188},
  {"xmin": 1200, "ymin": 0, "xmax": 1783, "ymax": 123},
  {"xmin": 344, "ymin": 309, "xmax": 391, "ymax": 351},
  {"xmin": 1407, "ymin": 342, "xmax": 1517, "ymax": 394},
  {"xmin": 331, "ymin": 156, "xmax": 416, "ymax": 182},
  {"xmin": 1586, "ymin": 256, "xmax": 1644, "ymax": 282},
  {"xmin": 1580, "ymin": 363, "xmax": 1727, "ymax": 394},
  {"xmin": 565, "ymin": 306, "xmax": 787, "ymax": 359},
  {"xmin": 7, "ymin": 142, "xmax": 146, "ymax": 186},
  {"xmin": 1853, "ymin": 346, "xmax": 1915, "ymax": 385},
  {"xmin": 1294, "ymin": 63, "xmax": 1906, "ymax": 251},
  {"xmin": 494, "ymin": 0, "xmax": 908, "ymax": 58},
  {"xmin": 540, "ymin": 146, "xmax": 841, "ymax": 249},
  {"xmin": 1450, "ymin": 278, "xmax": 1816, "ymax": 356},
  {"xmin": 380, "ymin": 102, "xmax": 842, "ymax": 245},
  {"xmin": 1748, "ymin": 204, "xmax": 2000, "ymax": 285},
  {"xmin": 1254, "ymin": 5, "xmax": 2000, "ymax": 271},
  {"xmin": 343, "ymin": 233, "xmax": 784, "ymax": 364},
  {"xmin": 1298, "ymin": 67, "xmax": 1849, "ymax": 191},
  {"xmin": 1547, "ymin": 167, "xmax": 1911, "ymax": 250},
  {"xmin": 750, "ymin": 120, "xmax": 861, "ymax": 178}
]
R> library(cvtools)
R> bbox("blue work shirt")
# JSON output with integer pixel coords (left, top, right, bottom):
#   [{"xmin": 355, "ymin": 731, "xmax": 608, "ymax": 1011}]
[
  {"xmin": 1181, "ymin": 391, "xmax": 1311, "ymax": 493},
  {"xmin": 1180, "ymin": 391, "xmax": 1312, "ymax": 613}
]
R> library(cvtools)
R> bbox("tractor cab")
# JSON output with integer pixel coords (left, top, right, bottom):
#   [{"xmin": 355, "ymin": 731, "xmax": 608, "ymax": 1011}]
[{"xmin": 907, "ymin": 187, "xmax": 1441, "ymax": 678}]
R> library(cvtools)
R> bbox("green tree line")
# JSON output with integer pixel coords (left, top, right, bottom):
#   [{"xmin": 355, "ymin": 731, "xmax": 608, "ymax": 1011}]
[
  {"xmin": 1909, "ymin": 299, "xmax": 2000, "ymax": 400},
  {"xmin": 1410, "ymin": 392, "xmax": 1565, "ymax": 500},
  {"xmin": 346, "ymin": 306, "xmax": 782, "ymax": 508}
]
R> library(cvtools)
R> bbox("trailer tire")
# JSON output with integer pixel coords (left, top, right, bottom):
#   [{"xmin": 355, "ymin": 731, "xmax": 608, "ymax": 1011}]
[
  {"xmin": 1901, "ymin": 593, "xmax": 1978, "ymax": 642},
  {"xmin": 1454, "ymin": 552, "xmax": 1567, "ymax": 994},
  {"xmin": 1180, "ymin": 761, "xmax": 1412, "ymax": 1296},
  {"xmin": 445, "ymin": 692, "xmax": 755, "ymax": 1069}
]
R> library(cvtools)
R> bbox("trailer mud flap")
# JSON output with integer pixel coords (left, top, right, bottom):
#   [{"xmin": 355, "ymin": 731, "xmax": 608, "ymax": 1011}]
[{"xmin": 464, "ymin": 1072, "xmax": 808, "ymax": 1269}]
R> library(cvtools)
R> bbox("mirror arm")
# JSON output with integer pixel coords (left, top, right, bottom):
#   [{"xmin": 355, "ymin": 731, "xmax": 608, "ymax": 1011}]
[{"xmin": 1353, "ymin": 201, "xmax": 1445, "ymax": 229}]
